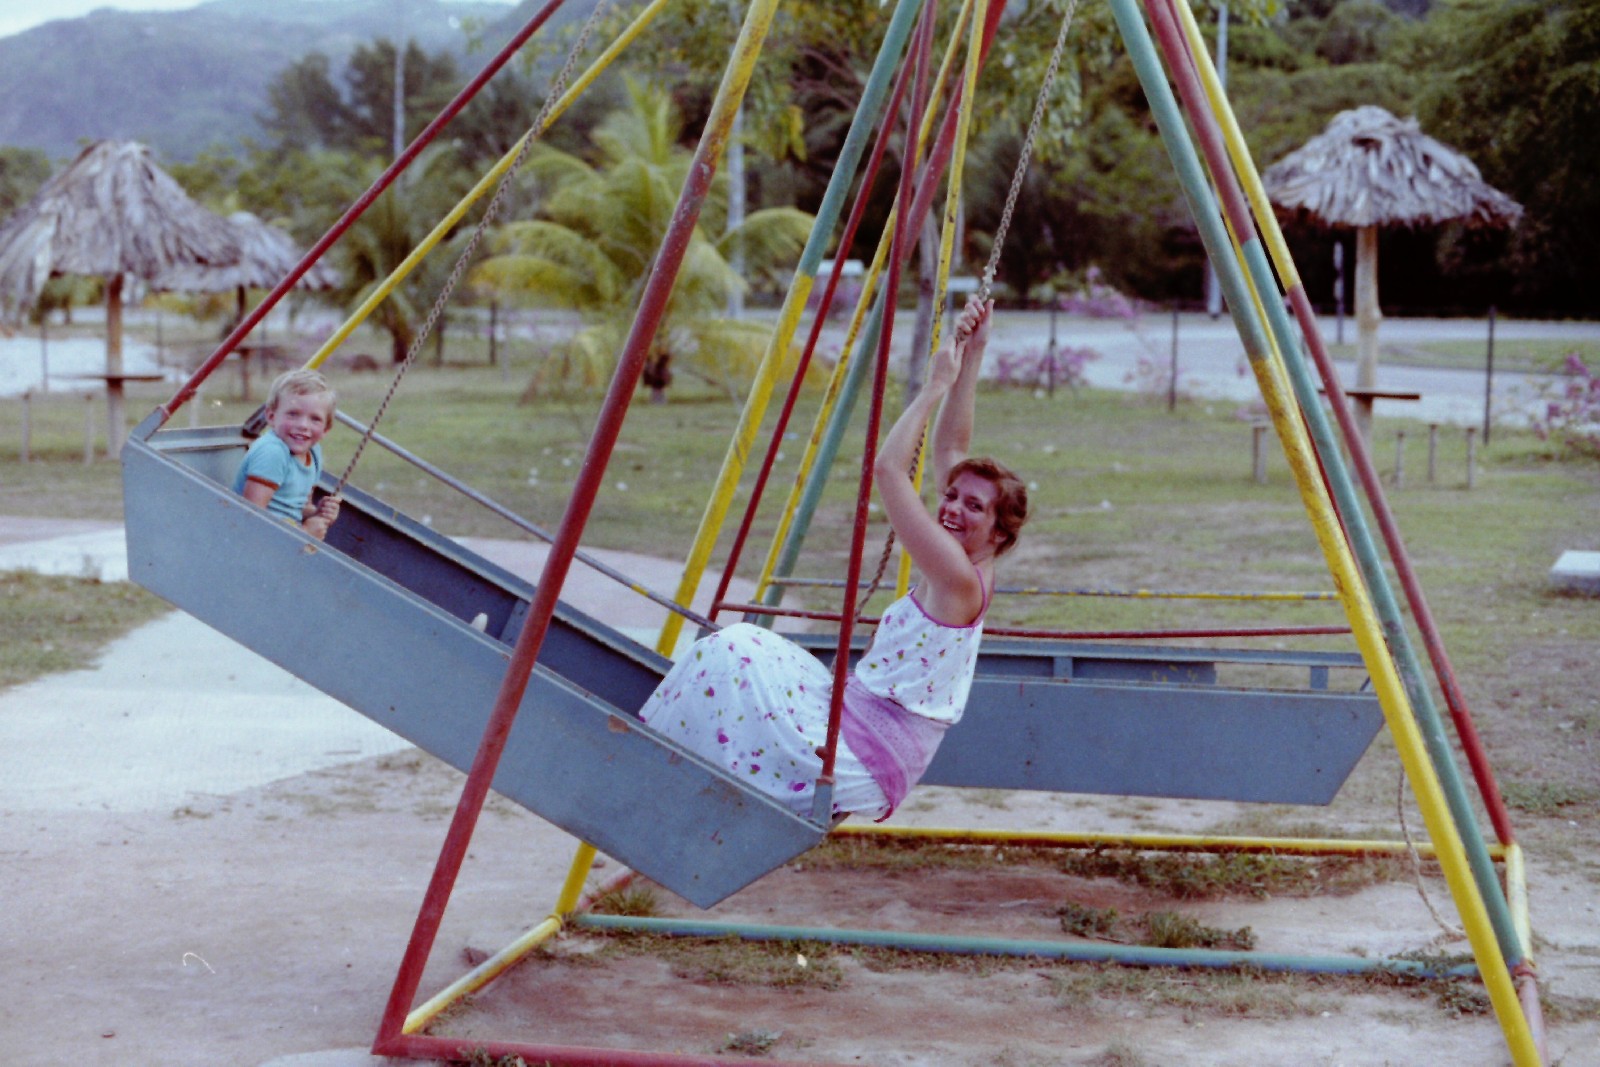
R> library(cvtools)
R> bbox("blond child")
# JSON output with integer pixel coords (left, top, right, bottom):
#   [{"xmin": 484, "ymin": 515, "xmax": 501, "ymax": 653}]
[{"xmin": 232, "ymin": 369, "xmax": 341, "ymax": 540}]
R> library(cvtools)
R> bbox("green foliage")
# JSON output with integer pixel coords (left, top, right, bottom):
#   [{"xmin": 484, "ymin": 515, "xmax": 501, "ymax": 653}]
[
  {"xmin": 0, "ymin": 145, "xmax": 49, "ymax": 219},
  {"xmin": 1412, "ymin": 0, "xmax": 1600, "ymax": 312},
  {"xmin": 469, "ymin": 78, "xmax": 813, "ymax": 398},
  {"xmin": 260, "ymin": 39, "xmax": 461, "ymax": 157}
]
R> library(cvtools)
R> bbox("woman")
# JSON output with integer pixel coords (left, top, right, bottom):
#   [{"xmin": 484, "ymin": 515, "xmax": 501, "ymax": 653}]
[{"xmin": 639, "ymin": 296, "xmax": 1028, "ymax": 820}]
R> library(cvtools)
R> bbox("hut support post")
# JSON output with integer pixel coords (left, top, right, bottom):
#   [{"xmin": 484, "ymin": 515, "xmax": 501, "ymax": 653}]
[
  {"xmin": 1354, "ymin": 224, "xmax": 1379, "ymax": 443},
  {"xmin": 105, "ymin": 273, "xmax": 125, "ymax": 458}
]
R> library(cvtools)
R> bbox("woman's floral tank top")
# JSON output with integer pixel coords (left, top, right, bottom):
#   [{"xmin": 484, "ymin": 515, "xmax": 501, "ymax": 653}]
[{"xmin": 853, "ymin": 572, "xmax": 989, "ymax": 725}]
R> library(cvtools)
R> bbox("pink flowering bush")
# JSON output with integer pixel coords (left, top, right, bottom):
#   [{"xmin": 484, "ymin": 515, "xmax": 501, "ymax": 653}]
[
  {"xmin": 1054, "ymin": 266, "xmax": 1142, "ymax": 321},
  {"xmin": 1534, "ymin": 352, "xmax": 1600, "ymax": 458},
  {"xmin": 990, "ymin": 344, "xmax": 1099, "ymax": 392}
]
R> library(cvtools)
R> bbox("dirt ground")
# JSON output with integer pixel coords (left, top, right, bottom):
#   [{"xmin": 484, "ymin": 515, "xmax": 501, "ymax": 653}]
[
  {"xmin": 5, "ymin": 718, "xmax": 1599, "ymax": 1067},
  {"xmin": 2, "ymin": 523, "xmax": 1598, "ymax": 1066}
]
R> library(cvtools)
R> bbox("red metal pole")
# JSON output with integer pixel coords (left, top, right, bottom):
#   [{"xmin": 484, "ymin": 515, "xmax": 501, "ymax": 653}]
[
  {"xmin": 157, "ymin": 0, "xmax": 573, "ymax": 424},
  {"xmin": 372, "ymin": 3, "xmax": 775, "ymax": 1046},
  {"xmin": 1150, "ymin": 0, "xmax": 1514, "ymax": 845},
  {"xmin": 820, "ymin": 1, "xmax": 940, "ymax": 789}
]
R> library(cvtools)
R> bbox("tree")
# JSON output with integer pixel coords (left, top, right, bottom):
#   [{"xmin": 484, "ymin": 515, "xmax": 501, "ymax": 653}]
[
  {"xmin": 0, "ymin": 146, "xmax": 51, "ymax": 222},
  {"xmin": 469, "ymin": 79, "xmax": 813, "ymax": 400},
  {"xmin": 329, "ymin": 145, "xmax": 480, "ymax": 364},
  {"xmin": 1411, "ymin": 0, "xmax": 1600, "ymax": 312},
  {"xmin": 260, "ymin": 39, "xmax": 461, "ymax": 156}
]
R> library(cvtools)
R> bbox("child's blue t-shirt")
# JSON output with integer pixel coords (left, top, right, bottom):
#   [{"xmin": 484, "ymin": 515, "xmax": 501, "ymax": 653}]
[{"xmin": 232, "ymin": 429, "xmax": 323, "ymax": 523}]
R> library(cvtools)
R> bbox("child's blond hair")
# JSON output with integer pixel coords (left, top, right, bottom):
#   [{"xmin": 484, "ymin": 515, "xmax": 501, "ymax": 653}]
[{"xmin": 266, "ymin": 368, "xmax": 336, "ymax": 423}]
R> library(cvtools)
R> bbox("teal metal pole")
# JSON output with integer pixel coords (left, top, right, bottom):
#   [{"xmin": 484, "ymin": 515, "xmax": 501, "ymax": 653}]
[
  {"xmin": 762, "ymin": 294, "xmax": 890, "ymax": 609},
  {"xmin": 1139, "ymin": 0, "xmax": 1523, "ymax": 972},
  {"xmin": 574, "ymin": 914, "xmax": 1480, "ymax": 979}
]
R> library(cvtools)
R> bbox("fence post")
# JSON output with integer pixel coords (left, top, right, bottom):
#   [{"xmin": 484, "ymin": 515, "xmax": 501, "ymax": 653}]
[
  {"xmin": 1393, "ymin": 429, "xmax": 1406, "ymax": 488},
  {"xmin": 1168, "ymin": 302, "xmax": 1179, "ymax": 412},
  {"xmin": 21, "ymin": 391, "xmax": 32, "ymax": 462},
  {"xmin": 1251, "ymin": 422, "xmax": 1268, "ymax": 484},
  {"xmin": 1465, "ymin": 426, "xmax": 1478, "ymax": 490},
  {"xmin": 1427, "ymin": 423, "xmax": 1439, "ymax": 485},
  {"xmin": 83, "ymin": 393, "xmax": 96, "ymax": 465}
]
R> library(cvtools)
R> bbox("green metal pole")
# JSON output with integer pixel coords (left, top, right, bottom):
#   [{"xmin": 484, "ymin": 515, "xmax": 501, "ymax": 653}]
[
  {"xmin": 575, "ymin": 914, "xmax": 1480, "ymax": 979},
  {"xmin": 1144, "ymin": 0, "xmax": 1524, "ymax": 973}
]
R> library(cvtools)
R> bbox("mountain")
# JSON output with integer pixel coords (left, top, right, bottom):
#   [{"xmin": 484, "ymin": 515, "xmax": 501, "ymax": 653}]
[{"xmin": 0, "ymin": 0, "xmax": 519, "ymax": 162}]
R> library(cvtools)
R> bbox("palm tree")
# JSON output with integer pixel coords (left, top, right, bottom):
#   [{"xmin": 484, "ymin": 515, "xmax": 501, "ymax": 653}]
[{"xmin": 470, "ymin": 78, "xmax": 813, "ymax": 401}]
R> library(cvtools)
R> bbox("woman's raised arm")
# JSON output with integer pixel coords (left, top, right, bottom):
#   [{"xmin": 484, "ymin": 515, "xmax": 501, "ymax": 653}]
[
  {"xmin": 930, "ymin": 296, "xmax": 992, "ymax": 487},
  {"xmin": 874, "ymin": 339, "xmax": 986, "ymax": 623}
]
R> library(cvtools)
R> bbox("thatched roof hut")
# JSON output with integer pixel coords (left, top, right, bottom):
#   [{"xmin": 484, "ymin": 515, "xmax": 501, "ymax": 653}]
[
  {"xmin": 0, "ymin": 140, "xmax": 240, "ymax": 456},
  {"xmin": 0, "ymin": 140, "xmax": 240, "ymax": 313},
  {"xmin": 1262, "ymin": 107, "xmax": 1521, "ymax": 441},
  {"xmin": 151, "ymin": 211, "xmax": 339, "ymax": 294},
  {"xmin": 1263, "ymin": 106, "xmax": 1522, "ymax": 231}
]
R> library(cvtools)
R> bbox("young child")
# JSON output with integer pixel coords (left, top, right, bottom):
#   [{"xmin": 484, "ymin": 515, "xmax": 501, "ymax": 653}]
[{"xmin": 232, "ymin": 368, "xmax": 341, "ymax": 540}]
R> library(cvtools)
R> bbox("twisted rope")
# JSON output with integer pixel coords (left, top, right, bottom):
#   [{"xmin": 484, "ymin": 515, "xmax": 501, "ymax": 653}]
[{"xmin": 333, "ymin": 0, "xmax": 612, "ymax": 494}]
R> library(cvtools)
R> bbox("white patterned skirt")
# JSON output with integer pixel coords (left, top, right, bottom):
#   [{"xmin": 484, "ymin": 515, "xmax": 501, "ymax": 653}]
[{"xmin": 638, "ymin": 623, "xmax": 890, "ymax": 819}]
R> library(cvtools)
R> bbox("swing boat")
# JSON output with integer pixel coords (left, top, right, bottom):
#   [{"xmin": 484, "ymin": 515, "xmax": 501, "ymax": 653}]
[{"xmin": 123, "ymin": 411, "xmax": 1382, "ymax": 908}]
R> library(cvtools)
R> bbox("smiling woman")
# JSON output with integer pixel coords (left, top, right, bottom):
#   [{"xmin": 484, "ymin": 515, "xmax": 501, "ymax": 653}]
[{"xmin": 638, "ymin": 297, "xmax": 1030, "ymax": 823}]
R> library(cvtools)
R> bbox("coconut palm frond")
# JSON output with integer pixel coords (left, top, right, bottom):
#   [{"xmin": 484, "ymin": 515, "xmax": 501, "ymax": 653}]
[
  {"xmin": 716, "ymin": 206, "xmax": 814, "ymax": 279},
  {"xmin": 594, "ymin": 77, "xmax": 683, "ymax": 168},
  {"xmin": 473, "ymin": 223, "xmax": 629, "ymax": 306}
]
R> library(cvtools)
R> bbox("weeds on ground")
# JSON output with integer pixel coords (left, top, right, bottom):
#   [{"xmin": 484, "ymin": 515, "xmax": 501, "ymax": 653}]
[
  {"xmin": 1057, "ymin": 848, "xmax": 1412, "ymax": 900},
  {"xmin": 1056, "ymin": 901, "xmax": 1256, "ymax": 950},
  {"xmin": 587, "ymin": 884, "xmax": 661, "ymax": 917},
  {"xmin": 720, "ymin": 1028, "xmax": 784, "ymax": 1056},
  {"xmin": 581, "ymin": 932, "xmax": 845, "ymax": 991},
  {"xmin": 1500, "ymin": 781, "xmax": 1598, "ymax": 817},
  {"xmin": 0, "ymin": 572, "xmax": 169, "ymax": 691},
  {"xmin": 794, "ymin": 836, "xmax": 1058, "ymax": 874}
]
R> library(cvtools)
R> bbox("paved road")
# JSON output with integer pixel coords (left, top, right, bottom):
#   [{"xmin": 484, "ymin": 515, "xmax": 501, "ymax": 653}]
[{"xmin": 963, "ymin": 311, "xmax": 1599, "ymax": 429}]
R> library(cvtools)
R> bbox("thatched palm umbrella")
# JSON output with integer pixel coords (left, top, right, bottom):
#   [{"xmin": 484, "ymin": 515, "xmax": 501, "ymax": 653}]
[
  {"xmin": 153, "ymin": 210, "xmax": 340, "ymax": 307},
  {"xmin": 154, "ymin": 210, "xmax": 340, "ymax": 333},
  {"xmin": 1262, "ymin": 106, "xmax": 1522, "ymax": 441},
  {"xmin": 151, "ymin": 211, "xmax": 340, "ymax": 399},
  {"xmin": 0, "ymin": 140, "xmax": 240, "ymax": 455}
]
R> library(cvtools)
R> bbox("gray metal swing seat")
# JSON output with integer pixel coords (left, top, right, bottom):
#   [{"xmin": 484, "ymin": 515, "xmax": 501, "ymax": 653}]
[
  {"xmin": 121, "ymin": 414, "xmax": 826, "ymax": 908},
  {"xmin": 123, "ymin": 415, "xmax": 1385, "ymax": 906}
]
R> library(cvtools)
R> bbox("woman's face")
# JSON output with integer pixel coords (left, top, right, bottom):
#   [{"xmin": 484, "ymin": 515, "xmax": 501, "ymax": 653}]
[{"xmin": 938, "ymin": 471, "xmax": 1001, "ymax": 561}]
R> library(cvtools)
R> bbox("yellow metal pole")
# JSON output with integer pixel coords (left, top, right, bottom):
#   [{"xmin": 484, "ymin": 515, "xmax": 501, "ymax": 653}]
[
  {"xmin": 402, "ymin": 916, "xmax": 563, "ymax": 1033},
  {"xmin": 836, "ymin": 823, "xmax": 1510, "ymax": 860},
  {"xmin": 1114, "ymin": 0, "xmax": 1535, "ymax": 1057},
  {"xmin": 301, "ymin": 0, "xmax": 672, "ymax": 371}
]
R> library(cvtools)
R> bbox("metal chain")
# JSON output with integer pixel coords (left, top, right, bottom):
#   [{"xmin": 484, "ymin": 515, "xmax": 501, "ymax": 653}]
[
  {"xmin": 976, "ymin": 0, "xmax": 1081, "ymax": 305},
  {"xmin": 857, "ymin": 1, "xmax": 1079, "ymax": 618},
  {"xmin": 334, "ymin": 0, "xmax": 612, "ymax": 494}
]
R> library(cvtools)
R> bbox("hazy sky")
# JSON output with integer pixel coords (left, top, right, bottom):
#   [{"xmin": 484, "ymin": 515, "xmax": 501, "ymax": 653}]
[{"xmin": 0, "ymin": 1, "xmax": 514, "ymax": 41}]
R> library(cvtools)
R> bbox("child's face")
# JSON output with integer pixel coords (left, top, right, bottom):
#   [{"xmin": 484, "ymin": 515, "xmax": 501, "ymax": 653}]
[{"xmin": 268, "ymin": 390, "xmax": 334, "ymax": 458}]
